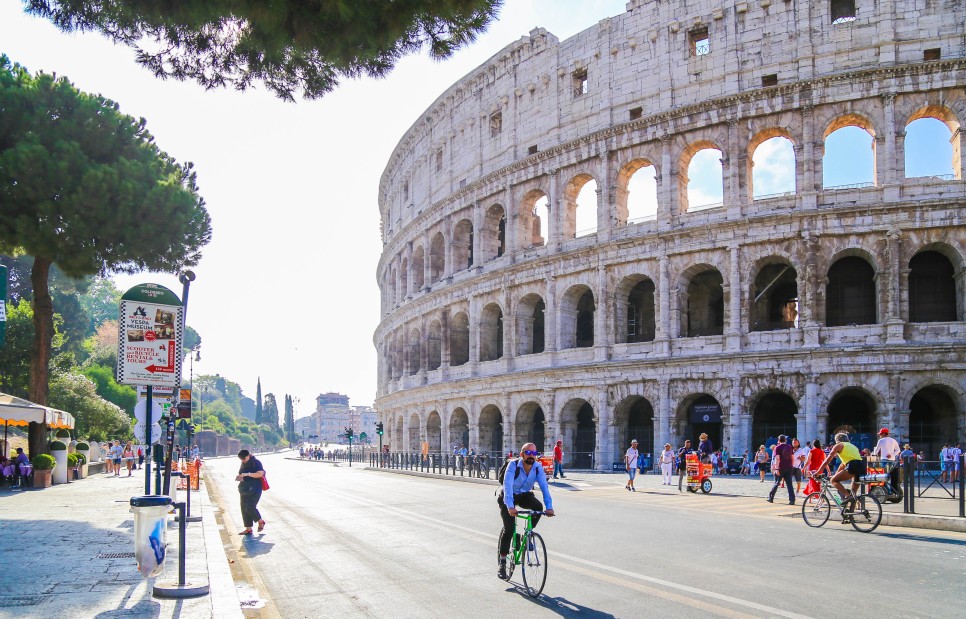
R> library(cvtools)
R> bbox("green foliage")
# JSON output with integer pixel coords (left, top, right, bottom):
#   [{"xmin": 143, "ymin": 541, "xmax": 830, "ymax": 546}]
[
  {"xmin": 0, "ymin": 299, "xmax": 35, "ymax": 397},
  {"xmin": 75, "ymin": 452, "xmax": 87, "ymax": 465},
  {"xmin": 76, "ymin": 441, "xmax": 90, "ymax": 450},
  {"xmin": 182, "ymin": 325, "xmax": 201, "ymax": 358},
  {"xmin": 32, "ymin": 453, "xmax": 56, "ymax": 470},
  {"xmin": 55, "ymin": 428, "xmax": 70, "ymax": 438},
  {"xmin": 67, "ymin": 452, "xmax": 79, "ymax": 467},
  {"xmin": 81, "ymin": 364, "xmax": 137, "ymax": 415},
  {"xmin": 24, "ymin": 0, "xmax": 503, "ymax": 101},
  {"xmin": 284, "ymin": 394, "xmax": 295, "ymax": 443},
  {"xmin": 78, "ymin": 277, "xmax": 122, "ymax": 336},
  {"xmin": 48, "ymin": 371, "xmax": 132, "ymax": 442},
  {"xmin": 50, "ymin": 440, "xmax": 66, "ymax": 450},
  {"xmin": 255, "ymin": 378, "xmax": 262, "ymax": 424},
  {"xmin": 263, "ymin": 393, "xmax": 279, "ymax": 428}
]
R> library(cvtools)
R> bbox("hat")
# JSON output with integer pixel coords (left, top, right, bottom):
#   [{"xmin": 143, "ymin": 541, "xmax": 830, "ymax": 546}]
[
  {"xmin": 556, "ymin": 440, "xmax": 562, "ymax": 445},
  {"xmin": 631, "ymin": 439, "xmax": 638, "ymax": 444},
  {"xmin": 878, "ymin": 428, "xmax": 889, "ymax": 435}
]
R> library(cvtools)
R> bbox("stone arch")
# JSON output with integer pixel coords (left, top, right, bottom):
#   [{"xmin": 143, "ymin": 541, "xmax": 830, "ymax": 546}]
[
  {"xmin": 408, "ymin": 412, "xmax": 421, "ymax": 450},
  {"xmin": 521, "ymin": 189, "xmax": 549, "ymax": 249},
  {"xmin": 515, "ymin": 401, "xmax": 547, "ymax": 453},
  {"xmin": 615, "ymin": 274, "xmax": 656, "ymax": 343},
  {"xmin": 906, "ymin": 384, "xmax": 964, "ymax": 459},
  {"xmin": 826, "ymin": 252, "xmax": 878, "ymax": 327},
  {"xmin": 559, "ymin": 284, "xmax": 596, "ymax": 349},
  {"xmin": 427, "ymin": 410, "xmax": 442, "ymax": 452},
  {"xmin": 449, "ymin": 407, "xmax": 469, "ymax": 451},
  {"xmin": 679, "ymin": 264, "xmax": 724, "ymax": 337},
  {"xmin": 826, "ymin": 387, "xmax": 879, "ymax": 449},
  {"xmin": 749, "ymin": 257, "xmax": 799, "ymax": 331},
  {"xmin": 400, "ymin": 257, "xmax": 409, "ymax": 298},
  {"xmin": 427, "ymin": 319, "xmax": 442, "ymax": 370},
  {"xmin": 394, "ymin": 414, "xmax": 404, "ymax": 451},
  {"xmin": 902, "ymin": 104, "xmax": 961, "ymax": 180},
  {"xmin": 748, "ymin": 390, "xmax": 799, "ymax": 453},
  {"xmin": 679, "ymin": 139, "xmax": 724, "ymax": 213},
  {"xmin": 560, "ymin": 398, "xmax": 595, "ymax": 469},
  {"xmin": 675, "ymin": 393, "xmax": 725, "ymax": 450},
  {"xmin": 449, "ymin": 310, "xmax": 470, "ymax": 366},
  {"xmin": 478, "ymin": 404, "xmax": 504, "ymax": 456},
  {"xmin": 411, "ymin": 245, "xmax": 425, "ymax": 291},
  {"xmin": 481, "ymin": 203, "xmax": 507, "ymax": 262},
  {"xmin": 614, "ymin": 396, "xmax": 655, "ymax": 459},
  {"xmin": 429, "ymin": 232, "xmax": 445, "ymax": 282},
  {"xmin": 616, "ymin": 156, "xmax": 659, "ymax": 225},
  {"xmin": 406, "ymin": 327, "xmax": 421, "ymax": 375},
  {"xmin": 515, "ymin": 292, "xmax": 546, "ymax": 355},
  {"xmin": 479, "ymin": 302, "xmax": 504, "ymax": 361},
  {"xmin": 452, "ymin": 218, "xmax": 473, "ymax": 271},
  {"xmin": 822, "ymin": 113, "xmax": 878, "ymax": 188},
  {"xmin": 747, "ymin": 128, "xmax": 797, "ymax": 200},
  {"xmin": 562, "ymin": 172, "xmax": 599, "ymax": 238}
]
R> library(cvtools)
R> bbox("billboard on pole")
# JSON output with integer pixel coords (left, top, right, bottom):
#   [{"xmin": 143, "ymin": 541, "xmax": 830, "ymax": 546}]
[{"xmin": 117, "ymin": 283, "xmax": 183, "ymax": 388}]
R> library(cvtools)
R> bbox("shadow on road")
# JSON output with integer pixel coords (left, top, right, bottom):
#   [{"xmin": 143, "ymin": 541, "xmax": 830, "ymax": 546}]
[
  {"xmin": 874, "ymin": 531, "xmax": 966, "ymax": 546},
  {"xmin": 504, "ymin": 586, "xmax": 617, "ymax": 618},
  {"xmin": 240, "ymin": 536, "xmax": 275, "ymax": 557}
]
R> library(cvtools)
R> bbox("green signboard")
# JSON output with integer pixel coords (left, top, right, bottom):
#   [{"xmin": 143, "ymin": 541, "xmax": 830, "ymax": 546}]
[{"xmin": 0, "ymin": 264, "xmax": 7, "ymax": 346}]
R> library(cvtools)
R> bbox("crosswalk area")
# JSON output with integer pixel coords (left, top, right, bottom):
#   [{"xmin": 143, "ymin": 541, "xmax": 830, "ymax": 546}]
[{"xmin": 575, "ymin": 484, "xmax": 802, "ymax": 520}]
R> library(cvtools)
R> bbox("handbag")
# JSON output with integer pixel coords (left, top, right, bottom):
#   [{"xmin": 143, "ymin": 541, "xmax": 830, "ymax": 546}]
[{"xmin": 261, "ymin": 474, "xmax": 270, "ymax": 491}]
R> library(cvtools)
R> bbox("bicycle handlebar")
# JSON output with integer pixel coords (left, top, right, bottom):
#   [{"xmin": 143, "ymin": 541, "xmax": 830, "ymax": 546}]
[{"xmin": 514, "ymin": 510, "xmax": 546, "ymax": 516}]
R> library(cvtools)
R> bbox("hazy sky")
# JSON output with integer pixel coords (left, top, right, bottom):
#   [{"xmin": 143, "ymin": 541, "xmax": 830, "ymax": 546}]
[{"xmin": 1, "ymin": 1, "xmax": 952, "ymax": 418}]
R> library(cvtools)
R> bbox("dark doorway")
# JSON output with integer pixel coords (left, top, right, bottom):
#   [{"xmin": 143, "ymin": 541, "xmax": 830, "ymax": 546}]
[
  {"xmin": 909, "ymin": 387, "xmax": 958, "ymax": 460},
  {"xmin": 529, "ymin": 407, "xmax": 546, "ymax": 453},
  {"xmin": 751, "ymin": 264, "xmax": 799, "ymax": 331},
  {"xmin": 826, "ymin": 257, "xmax": 876, "ymax": 326},
  {"xmin": 686, "ymin": 271, "xmax": 724, "ymax": 337},
  {"xmin": 626, "ymin": 279, "xmax": 656, "ymax": 342},
  {"xmin": 909, "ymin": 251, "xmax": 957, "ymax": 322},
  {"xmin": 576, "ymin": 291, "xmax": 595, "ymax": 347},
  {"xmin": 532, "ymin": 300, "xmax": 545, "ymax": 354},
  {"xmin": 626, "ymin": 398, "xmax": 654, "ymax": 457},
  {"xmin": 827, "ymin": 389, "xmax": 876, "ymax": 450},
  {"xmin": 686, "ymin": 394, "xmax": 723, "ymax": 448},
  {"xmin": 574, "ymin": 402, "xmax": 596, "ymax": 468},
  {"xmin": 752, "ymin": 392, "xmax": 798, "ymax": 451}
]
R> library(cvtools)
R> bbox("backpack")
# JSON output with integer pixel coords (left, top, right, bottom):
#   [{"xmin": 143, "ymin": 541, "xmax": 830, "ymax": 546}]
[{"xmin": 498, "ymin": 458, "xmax": 524, "ymax": 484}]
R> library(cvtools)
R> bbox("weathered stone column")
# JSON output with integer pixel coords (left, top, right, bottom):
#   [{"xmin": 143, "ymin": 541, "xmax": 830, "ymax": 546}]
[
  {"xmin": 880, "ymin": 93, "xmax": 899, "ymax": 188},
  {"xmin": 804, "ymin": 376, "xmax": 819, "ymax": 440},
  {"xmin": 658, "ymin": 135, "xmax": 675, "ymax": 231},
  {"xmin": 543, "ymin": 389, "xmax": 559, "ymax": 444},
  {"xmin": 800, "ymin": 106, "xmax": 818, "ymax": 209},
  {"xmin": 725, "ymin": 119, "xmax": 742, "ymax": 220},
  {"xmin": 471, "ymin": 201, "xmax": 482, "ymax": 269},
  {"xmin": 656, "ymin": 252, "xmax": 671, "ymax": 356},
  {"xmin": 885, "ymin": 229, "xmax": 905, "ymax": 343},
  {"xmin": 504, "ymin": 184, "xmax": 518, "ymax": 262},
  {"xmin": 725, "ymin": 377, "xmax": 741, "ymax": 451},
  {"xmin": 657, "ymin": 379, "xmax": 672, "ymax": 448},
  {"xmin": 727, "ymin": 244, "xmax": 741, "ymax": 350},
  {"xmin": 547, "ymin": 170, "xmax": 560, "ymax": 252},
  {"xmin": 442, "ymin": 215, "xmax": 454, "ymax": 278},
  {"xmin": 596, "ymin": 388, "xmax": 611, "ymax": 471},
  {"xmin": 597, "ymin": 152, "xmax": 614, "ymax": 241},
  {"xmin": 595, "ymin": 264, "xmax": 609, "ymax": 360},
  {"xmin": 801, "ymin": 232, "xmax": 821, "ymax": 348},
  {"xmin": 544, "ymin": 275, "xmax": 558, "ymax": 352}
]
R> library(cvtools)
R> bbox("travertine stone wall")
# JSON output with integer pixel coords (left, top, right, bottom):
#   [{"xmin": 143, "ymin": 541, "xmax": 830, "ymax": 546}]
[{"xmin": 374, "ymin": 0, "xmax": 966, "ymax": 469}]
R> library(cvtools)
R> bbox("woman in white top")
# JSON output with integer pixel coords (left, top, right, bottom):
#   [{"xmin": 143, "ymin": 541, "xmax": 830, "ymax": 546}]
[{"xmin": 659, "ymin": 443, "xmax": 675, "ymax": 485}]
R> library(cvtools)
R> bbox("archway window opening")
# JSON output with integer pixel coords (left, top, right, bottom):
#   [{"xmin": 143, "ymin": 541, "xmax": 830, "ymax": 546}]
[
  {"xmin": 574, "ymin": 179, "xmax": 599, "ymax": 237},
  {"xmin": 826, "ymin": 256, "xmax": 876, "ymax": 327},
  {"xmin": 449, "ymin": 312, "xmax": 470, "ymax": 366},
  {"xmin": 626, "ymin": 164, "xmax": 658, "ymax": 224},
  {"xmin": 684, "ymin": 270, "xmax": 724, "ymax": 337},
  {"xmin": 686, "ymin": 148, "xmax": 724, "ymax": 212},
  {"xmin": 576, "ymin": 291, "xmax": 595, "ymax": 348},
  {"xmin": 904, "ymin": 117, "xmax": 957, "ymax": 180},
  {"xmin": 751, "ymin": 392, "xmax": 798, "ymax": 454},
  {"xmin": 823, "ymin": 125, "xmax": 875, "ymax": 189},
  {"xmin": 626, "ymin": 279, "xmax": 656, "ymax": 343},
  {"xmin": 751, "ymin": 264, "xmax": 799, "ymax": 331},
  {"xmin": 909, "ymin": 387, "xmax": 959, "ymax": 460},
  {"xmin": 908, "ymin": 251, "xmax": 957, "ymax": 322},
  {"xmin": 529, "ymin": 195, "xmax": 550, "ymax": 248},
  {"xmin": 751, "ymin": 136, "xmax": 796, "ymax": 200}
]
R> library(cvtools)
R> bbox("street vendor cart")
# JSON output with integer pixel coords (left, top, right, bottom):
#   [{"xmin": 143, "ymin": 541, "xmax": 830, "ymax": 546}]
[{"xmin": 686, "ymin": 453, "xmax": 713, "ymax": 493}]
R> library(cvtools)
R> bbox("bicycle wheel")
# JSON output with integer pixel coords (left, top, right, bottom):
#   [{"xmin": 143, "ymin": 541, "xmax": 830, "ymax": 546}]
[
  {"xmin": 801, "ymin": 492, "xmax": 830, "ymax": 527},
  {"xmin": 498, "ymin": 528, "xmax": 515, "ymax": 580},
  {"xmin": 850, "ymin": 493, "xmax": 882, "ymax": 533},
  {"xmin": 868, "ymin": 484, "xmax": 887, "ymax": 502},
  {"xmin": 521, "ymin": 532, "xmax": 548, "ymax": 598}
]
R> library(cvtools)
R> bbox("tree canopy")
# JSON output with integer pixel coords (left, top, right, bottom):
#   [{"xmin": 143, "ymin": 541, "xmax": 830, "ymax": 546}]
[{"xmin": 23, "ymin": 0, "xmax": 503, "ymax": 100}]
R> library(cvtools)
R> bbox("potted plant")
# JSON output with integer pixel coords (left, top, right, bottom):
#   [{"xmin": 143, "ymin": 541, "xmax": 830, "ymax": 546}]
[
  {"xmin": 50, "ymin": 440, "xmax": 68, "ymax": 484},
  {"xmin": 75, "ymin": 441, "xmax": 90, "ymax": 468},
  {"xmin": 76, "ymin": 452, "xmax": 88, "ymax": 478},
  {"xmin": 32, "ymin": 454, "xmax": 56, "ymax": 488}
]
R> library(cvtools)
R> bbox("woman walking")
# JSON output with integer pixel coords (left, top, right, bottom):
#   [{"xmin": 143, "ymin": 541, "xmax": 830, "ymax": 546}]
[
  {"xmin": 659, "ymin": 443, "xmax": 675, "ymax": 485},
  {"xmin": 235, "ymin": 449, "xmax": 266, "ymax": 535},
  {"xmin": 123, "ymin": 442, "xmax": 135, "ymax": 476},
  {"xmin": 755, "ymin": 445, "xmax": 769, "ymax": 482}
]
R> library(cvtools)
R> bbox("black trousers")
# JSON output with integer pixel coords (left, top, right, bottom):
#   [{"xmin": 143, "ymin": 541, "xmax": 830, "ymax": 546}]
[
  {"xmin": 240, "ymin": 491, "xmax": 263, "ymax": 528},
  {"xmin": 769, "ymin": 468, "xmax": 796, "ymax": 503},
  {"xmin": 498, "ymin": 492, "xmax": 543, "ymax": 555}
]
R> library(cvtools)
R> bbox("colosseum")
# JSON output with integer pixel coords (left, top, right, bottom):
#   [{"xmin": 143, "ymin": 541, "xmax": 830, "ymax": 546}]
[{"xmin": 374, "ymin": 0, "xmax": 966, "ymax": 470}]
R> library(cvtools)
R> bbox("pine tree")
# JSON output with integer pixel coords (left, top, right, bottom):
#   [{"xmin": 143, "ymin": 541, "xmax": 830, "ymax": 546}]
[
  {"xmin": 263, "ymin": 393, "xmax": 279, "ymax": 428},
  {"xmin": 283, "ymin": 394, "xmax": 295, "ymax": 443},
  {"xmin": 255, "ymin": 377, "xmax": 262, "ymax": 424}
]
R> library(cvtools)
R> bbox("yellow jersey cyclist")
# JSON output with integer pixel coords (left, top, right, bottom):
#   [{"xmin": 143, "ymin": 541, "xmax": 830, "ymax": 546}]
[{"xmin": 815, "ymin": 432, "xmax": 867, "ymax": 504}]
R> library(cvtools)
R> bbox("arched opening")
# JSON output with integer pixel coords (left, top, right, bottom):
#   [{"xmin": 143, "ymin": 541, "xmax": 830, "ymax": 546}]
[
  {"xmin": 684, "ymin": 145, "xmax": 724, "ymax": 212},
  {"xmin": 394, "ymin": 415, "xmax": 404, "ymax": 451},
  {"xmin": 750, "ymin": 135, "xmax": 796, "ymax": 200},
  {"xmin": 909, "ymin": 386, "xmax": 960, "ymax": 460},
  {"xmin": 480, "ymin": 303, "xmax": 504, "ymax": 361},
  {"xmin": 429, "ymin": 232, "xmax": 445, "ymax": 283},
  {"xmin": 522, "ymin": 190, "xmax": 549, "ymax": 248},
  {"xmin": 479, "ymin": 404, "xmax": 504, "ymax": 457},
  {"xmin": 427, "ymin": 320, "xmax": 442, "ymax": 371},
  {"xmin": 563, "ymin": 174, "xmax": 598, "ymax": 238},
  {"xmin": 411, "ymin": 245, "xmax": 425, "ymax": 291},
  {"xmin": 516, "ymin": 293, "xmax": 545, "ymax": 356},
  {"xmin": 449, "ymin": 311, "xmax": 469, "ymax": 366},
  {"xmin": 482, "ymin": 203, "xmax": 507, "ymax": 262},
  {"xmin": 615, "ymin": 397, "xmax": 654, "ymax": 460},
  {"xmin": 452, "ymin": 219, "xmax": 473, "ymax": 270},
  {"xmin": 679, "ymin": 394, "xmax": 723, "ymax": 449},
  {"xmin": 904, "ymin": 115, "xmax": 958, "ymax": 180},
  {"xmin": 406, "ymin": 328, "xmax": 421, "ymax": 375},
  {"xmin": 751, "ymin": 392, "xmax": 798, "ymax": 452},
  {"xmin": 450, "ymin": 408, "xmax": 469, "ymax": 451},
  {"xmin": 576, "ymin": 291, "xmax": 595, "ymax": 347},
  {"xmin": 909, "ymin": 251, "xmax": 957, "ymax": 322},
  {"xmin": 560, "ymin": 286, "xmax": 595, "ymax": 349},
  {"xmin": 625, "ymin": 278, "xmax": 656, "ymax": 343},
  {"xmin": 683, "ymin": 268, "xmax": 724, "ymax": 337},
  {"xmin": 408, "ymin": 413, "xmax": 420, "ymax": 451},
  {"xmin": 562, "ymin": 399, "xmax": 596, "ymax": 469},
  {"xmin": 516, "ymin": 402, "xmax": 546, "ymax": 453},
  {"xmin": 387, "ymin": 270, "xmax": 396, "ymax": 308},
  {"xmin": 427, "ymin": 411, "xmax": 442, "ymax": 452},
  {"xmin": 618, "ymin": 160, "xmax": 658, "ymax": 224},
  {"xmin": 827, "ymin": 388, "xmax": 876, "ymax": 450},
  {"xmin": 750, "ymin": 262, "xmax": 799, "ymax": 331},
  {"xmin": 823, "ymin": 120, "xmax": 876, "ymax": 189},
  {"xmin": 826, "ymin": 256, "xmax": 877, "ymax": 326}
]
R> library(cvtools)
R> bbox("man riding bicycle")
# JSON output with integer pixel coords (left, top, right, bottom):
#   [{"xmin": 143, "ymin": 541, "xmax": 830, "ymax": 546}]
[
  {"xmin": 814, "ymin": 432, "xmax": 867, "ymax": 503},
  {"xmin": 498, "ymin": 442, "xmax": 555, "ymax": 579}
]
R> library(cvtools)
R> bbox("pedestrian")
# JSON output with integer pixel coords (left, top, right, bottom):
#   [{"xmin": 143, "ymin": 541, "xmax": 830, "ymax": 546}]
[
  {"xmin": 755, "ymin": 445, "xmax": 769, "ymax": 482},
  {"xmin": 625, "ymin": 439, "xmax": 639, "ymax": 492},
  {"xmin": 767, "ymin": 435, "xmax": 797, "ymax": 505},
  {"xmin": 873, "ymin": 428, "xmax": 901, "ymax": 491},
  {"xmin": 951, "ymin": 443, "xmax": 962, "ymax": 483},
  {"xmin": 137, "ymin": 445, "xmax": 144, "ymax": 469},
  {"xmin": 739, "ymin": 450, "xmax": 750, "ymax": 476},
  {"xmin": 659, "ymin": 443, "xmax": 675, "ymax": 485},
  {"xmin": 803, "ymin": 439, "xmax": 828, "ymax": 495},
  {"xmin": 676, "ymin": 439, "xmax": 693, "ymax": 492},
  {"xmin": 697, "ymin": 433, "xmax": 713, "ymax": 464},
  {"xmin": 792, "ymin": 438, "xmax": 807, "ymax": 495},
  {"xmin": 235, "ymin": 449, "xmax": 266, "ymax": 535},
  {"xmin": 899, "ymin": 443, "xmax": 915, "ymax": 460},
  {"xmin": 111, "ymin": 440, "xmax": 123, "ymax": 477},
  {"xmin": 123, "ymin": 442, "xmax": 135, "ymax": 476},
  {"xmin": 553, "ymin": 440, "xmax": 565, "ymax": 479},
  {"xmin": 104, "ymin": 443, "xmax": 114, "ymax": 475},
  {"xmin": 721, "ymin": 447, "xmax": 729, "ymax": 475}
]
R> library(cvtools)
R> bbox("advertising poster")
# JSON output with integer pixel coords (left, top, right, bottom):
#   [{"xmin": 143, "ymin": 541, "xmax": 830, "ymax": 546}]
[{"xmin": 117, "ymin": 284, "xmax": 183, "ymax": 388}]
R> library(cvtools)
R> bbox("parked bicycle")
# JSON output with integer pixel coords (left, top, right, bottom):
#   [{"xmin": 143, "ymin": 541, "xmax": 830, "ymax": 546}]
[
  {"xmin": 497, "ymin": 510, "xmax": 548, "ymax": 597},
  {"xmin": 802, "ymin": 473, "xmax": 882, "ymax": 532}
]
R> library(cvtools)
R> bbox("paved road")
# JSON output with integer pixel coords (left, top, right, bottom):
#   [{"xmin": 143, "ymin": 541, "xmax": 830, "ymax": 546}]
[{"xmin": 205, "ymin": 453, "xmax": 966, "ymax": 618}]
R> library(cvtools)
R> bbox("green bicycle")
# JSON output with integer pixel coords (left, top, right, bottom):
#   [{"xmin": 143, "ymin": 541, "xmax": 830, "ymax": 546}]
[
  {"xmin": 802, "ymin": 473, "xmax": 882, "ymax": 532},
  {"xmin": 498, "ymin": 510, "xmax": 548, "ymax": 597}
]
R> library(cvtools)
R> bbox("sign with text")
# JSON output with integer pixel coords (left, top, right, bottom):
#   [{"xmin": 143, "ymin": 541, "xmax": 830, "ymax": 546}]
[
  {"xmin": 137, "ymin": 385, "xmax": 177, "ymax": 418},
  {"xmin": 117, "ymin": 284, "xmax": 183, "ymax": 388}
]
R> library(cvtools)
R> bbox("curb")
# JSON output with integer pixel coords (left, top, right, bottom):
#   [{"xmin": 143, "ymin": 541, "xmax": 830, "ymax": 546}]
[{"xmin": 196, "ymin": 482, "xmax": 245, "ymax": 618}]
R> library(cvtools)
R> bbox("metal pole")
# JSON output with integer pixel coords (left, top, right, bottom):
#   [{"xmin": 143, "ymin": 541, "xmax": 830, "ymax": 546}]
[
  {"xmin": 960, "ymin": 454, "xmax": 965, "ymax": 518},
  {"xmin": 145, "ymin": 386, "xmax": 153, "ymax": 495},
  {"xmin": 175, "ymin": 501, "xmax": 187, "ymax": 585}
]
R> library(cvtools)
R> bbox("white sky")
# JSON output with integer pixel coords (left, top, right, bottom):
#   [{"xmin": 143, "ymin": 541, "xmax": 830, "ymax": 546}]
[
  {"xmin": 1, "ymin": 1, "xmax": 953, "ymax": 418},
  {"xmin": 0, "ymin": 1, "xmax": 629, "ymax": 417}
]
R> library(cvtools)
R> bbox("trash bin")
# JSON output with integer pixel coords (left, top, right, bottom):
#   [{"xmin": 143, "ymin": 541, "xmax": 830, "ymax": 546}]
[{"xmin": 130, "ymin": 495, "xmax": 173, "ymax": 577}]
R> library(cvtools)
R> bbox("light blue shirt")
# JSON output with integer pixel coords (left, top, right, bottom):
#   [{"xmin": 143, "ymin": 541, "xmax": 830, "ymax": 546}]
[{"xmin": 502, "ymin": 459, "xmax": 554, "ymax": 511}]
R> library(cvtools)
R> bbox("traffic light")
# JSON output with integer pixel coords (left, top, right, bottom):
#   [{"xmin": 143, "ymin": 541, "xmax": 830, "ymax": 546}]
[
  {"xmin": 345, "ymin": 427, "xmax": 354, "ymax": 441},
  {"xmin": 375, "ymin": 422, "xmax": 384, "ymax": 436}
]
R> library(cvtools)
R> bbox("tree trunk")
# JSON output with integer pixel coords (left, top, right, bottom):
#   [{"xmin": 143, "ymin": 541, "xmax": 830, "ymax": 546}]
[{"xmin": 28, "ymin": 256, "xmax": 53, "ymax": 405}]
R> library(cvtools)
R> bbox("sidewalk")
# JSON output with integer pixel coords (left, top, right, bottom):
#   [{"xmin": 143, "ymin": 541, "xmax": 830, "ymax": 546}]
[
  {"xmin": 365, "ymin": 466, "xmax": 966, "ymax": 533},
  {"xmin": 0, "ymin": 469, "xmax": 243, "ymax": 619}
]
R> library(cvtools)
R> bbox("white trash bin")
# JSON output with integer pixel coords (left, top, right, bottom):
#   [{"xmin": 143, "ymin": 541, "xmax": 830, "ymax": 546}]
[{"xmin": 130, "ymin": 496, "xmax": 173, "ymax": 577}]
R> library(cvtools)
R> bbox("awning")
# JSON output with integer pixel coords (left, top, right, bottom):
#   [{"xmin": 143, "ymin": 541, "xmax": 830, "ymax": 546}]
[{"xmin": 0, "ymin": 392, "xmax": 75, "ymax": 429}]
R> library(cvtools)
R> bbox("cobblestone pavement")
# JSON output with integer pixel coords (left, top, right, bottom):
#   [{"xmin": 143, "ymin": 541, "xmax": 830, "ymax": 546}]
[{"xmin": 0, "ymin": 468, "xmax": 242, "ymax": 619}]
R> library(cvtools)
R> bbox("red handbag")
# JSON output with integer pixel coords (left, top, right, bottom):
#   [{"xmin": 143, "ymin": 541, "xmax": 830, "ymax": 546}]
[{"xmin": 261, "ymin": 474, "xmax": 270, "ymax": 491}]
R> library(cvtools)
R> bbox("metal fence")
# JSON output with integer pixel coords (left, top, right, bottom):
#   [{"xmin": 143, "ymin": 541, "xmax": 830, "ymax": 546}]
[
  {"xmin": 369, "ymin": 452, "xmax": 495, "ymax": 479},
  {"xmin": 899, "ymin": 455, "xmax": 965, "ymax": 517}
]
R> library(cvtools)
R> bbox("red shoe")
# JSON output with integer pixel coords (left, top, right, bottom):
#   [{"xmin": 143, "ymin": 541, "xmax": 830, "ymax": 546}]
[
  {"xmin": 239, "ymin": 529, "xmax": 253, "ymax": 535},
  {"xmin": 257, "ymin": 519, "xmax": 266, "ymax": 532}
]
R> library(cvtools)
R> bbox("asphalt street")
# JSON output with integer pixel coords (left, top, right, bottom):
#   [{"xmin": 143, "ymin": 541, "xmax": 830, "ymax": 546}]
[{"xmin": 205, "ymin": 453, "xmax": 966, "ymax": 618}]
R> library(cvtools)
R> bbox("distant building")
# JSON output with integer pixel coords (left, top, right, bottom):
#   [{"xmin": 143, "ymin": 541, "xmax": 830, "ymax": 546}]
[{"xmin": 295, "ymin": 393, "xmax": 377, "ymax": 443}]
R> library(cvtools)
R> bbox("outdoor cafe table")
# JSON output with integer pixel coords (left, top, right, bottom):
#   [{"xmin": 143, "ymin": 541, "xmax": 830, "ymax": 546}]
[{"xmin": 3, "ymin": 464, "xmax": 32, "ymax": 479}]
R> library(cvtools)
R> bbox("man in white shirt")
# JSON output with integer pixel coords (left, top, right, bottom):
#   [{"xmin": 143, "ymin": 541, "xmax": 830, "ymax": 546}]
[
  {"xmin": 792, "ymin": 438, "xmax": 808, "ymax": 495},
  {"xmin": 873, "ymin": 428, "xmax": 902, "ymax": 492},
  {"xmin": 625, "ymin": 439, "xmax": 640, "ymax": 492},
  {"xmin": 951, "ymin": 443, "xmax": 963, "ymax": 483}
]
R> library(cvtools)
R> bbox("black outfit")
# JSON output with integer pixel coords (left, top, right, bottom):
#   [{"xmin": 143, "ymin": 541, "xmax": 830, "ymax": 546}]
[
  {"xmin": 237, "ymin": 456, "xmax": 264, "ymax": 528},
  {"xmin": 676, "ymin": 446, "xmax": 691, "ymax": 491},
  {"xmin": 497, "ymin": 491, "xmax": 543, "ymax": 555},
  {"xmin": 698, "ymin": 439, "xmax": 713, "ymax": 463},
  {"xmin": 768, "ymin": 443, "xmax": 797, "ymax": 504}
]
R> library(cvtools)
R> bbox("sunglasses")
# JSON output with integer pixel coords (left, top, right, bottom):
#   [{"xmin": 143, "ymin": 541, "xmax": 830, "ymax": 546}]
[{"xmin": 523, "ymin": 450, "xmax": 539, "ymax": 456}]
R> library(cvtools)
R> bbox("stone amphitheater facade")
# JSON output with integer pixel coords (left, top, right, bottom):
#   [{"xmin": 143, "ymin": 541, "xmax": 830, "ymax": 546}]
[{"xmin": 374, "ymin": 0, "xmax": 966, "ymax": 469}]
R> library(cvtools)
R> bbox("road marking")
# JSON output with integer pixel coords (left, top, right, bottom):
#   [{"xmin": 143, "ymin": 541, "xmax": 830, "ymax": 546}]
[{"xmin": 334, "ymin": 488, "xmax": 813, "ymax": 618}]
